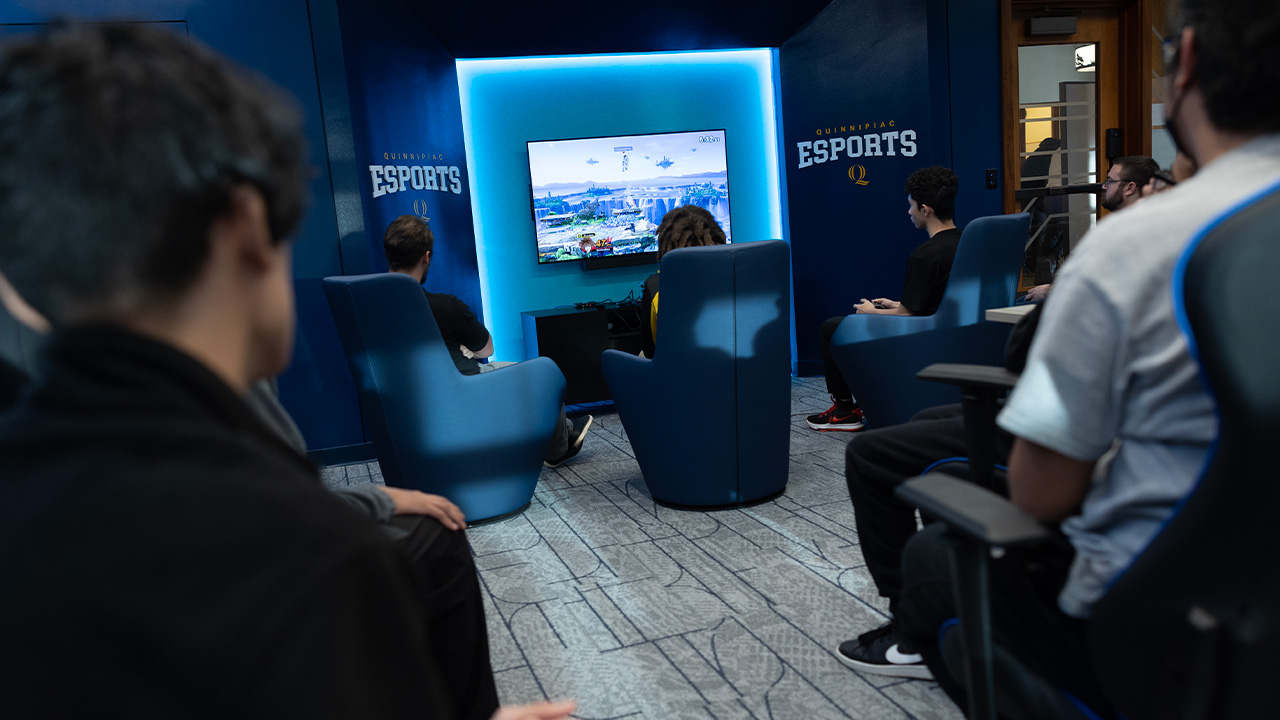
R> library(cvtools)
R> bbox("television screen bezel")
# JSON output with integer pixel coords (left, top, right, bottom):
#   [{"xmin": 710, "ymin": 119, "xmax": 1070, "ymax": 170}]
[{"xmin": 526, "ymin": 128, "xmax": 732, "ymax": 268}]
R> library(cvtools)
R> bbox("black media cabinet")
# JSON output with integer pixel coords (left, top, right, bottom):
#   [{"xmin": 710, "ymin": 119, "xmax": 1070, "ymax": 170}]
[{"xmin": 521, "ymin": 302, "xmax": 644, "ymax": 404}]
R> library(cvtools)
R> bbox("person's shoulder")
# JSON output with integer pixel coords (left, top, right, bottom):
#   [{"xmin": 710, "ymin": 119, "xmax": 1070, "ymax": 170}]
[
  {"xmin": 424, "ymin": 291, "xmax": 471, "ymax": 313},
  {"xmin": 910, "ymin": 227, "xmax": 961, "ymax": 259}
]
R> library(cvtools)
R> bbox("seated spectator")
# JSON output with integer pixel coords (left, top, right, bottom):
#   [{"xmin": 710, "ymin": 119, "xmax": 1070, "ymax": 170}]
[
  {"xmin": 807, "ymin": 166, "xmax": 960, "ymax": 431},
  {"xmin": 0, "ymin": 23, "xmax": 572, "ymax": 720},
  {"xmin": 1022, "ymin": 154, "xmax": 1159, "ymax": 302},
  {"xmin": 383, "ymin": 215, "xmax": 591, "ymax": 469},
  {"xmin": 895, "ymin": 0, "xmax": 1280, "ymax": 713},
  {"xmin": 837, "ymin": 151, "xmax": 1168, "ymax": 679},
  {"xmin": 638, "ymin": 204, "xmax": 727, "ymax": 358}
]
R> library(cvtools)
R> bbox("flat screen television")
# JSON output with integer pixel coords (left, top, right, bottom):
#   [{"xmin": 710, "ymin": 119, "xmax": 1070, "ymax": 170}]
[{"xmin": 527, "ymin": 129, "xmax": 731, "ymax": 265}]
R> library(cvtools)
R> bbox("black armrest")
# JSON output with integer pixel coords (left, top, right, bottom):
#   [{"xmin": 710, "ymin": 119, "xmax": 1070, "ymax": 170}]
[
  {"xmin": 914, "ymin": 364, "xmax": 1019, "ymax": 495},
  {"xmin": 917, "ymin": 363, "xmax": 1018, "ymax": 391},
  {"xmin": 895, "ymin": 472, "xmax": 1050, "ymax": 547}
]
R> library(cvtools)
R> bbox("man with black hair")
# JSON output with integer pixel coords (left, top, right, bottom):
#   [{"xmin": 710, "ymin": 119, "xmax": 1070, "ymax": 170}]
[
  {"xmin": 0, "ymin": 24, "xmax": 572, "ymax": 720},
  {"xmin": 1025, "ymin": 153, "xmax": 1158, "ymax": 301},
  {"xmin": 895, "ymin": 0, "xmax": 1280, "ymax": 713},
  {"xmin": 836, "ymin": 153, "xmax": 1160, "ymax": 680},
  {"xmin": 807, "ymin": 165, "xmax": 961, "ymax": 431},
  {"xmin": 1100, "ymin": 154, "xmax": 1160, "ymax": 212},
  {"xmin": 383, "ymin": 215, "xmax": 591, "ymax": 469}
]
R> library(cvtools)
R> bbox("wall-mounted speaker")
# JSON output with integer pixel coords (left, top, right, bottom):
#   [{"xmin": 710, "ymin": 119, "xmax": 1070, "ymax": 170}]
[
  {"xmin": 1027, "ymin": 17, "xmax": 1077, "ymax": 36},
  {"xmin": 1105, "ymin": 128, "xmax": 1122, "ymax": 162}
]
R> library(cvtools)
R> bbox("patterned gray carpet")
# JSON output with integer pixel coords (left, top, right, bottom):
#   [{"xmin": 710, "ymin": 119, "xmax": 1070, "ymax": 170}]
[{"xmin": 321, "ymin": 377, "xmax": 962, "ymax": 720}]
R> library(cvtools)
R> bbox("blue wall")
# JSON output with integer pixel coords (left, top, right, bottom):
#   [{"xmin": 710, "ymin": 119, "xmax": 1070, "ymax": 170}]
[
  {"xmin": 781, "ymin": 0, "xmax": 948, "ymax": 373},
  {"xmin": 456, "ymin": 50, "xmax": 787, "ymax": 364},
  {"xmin": 335, "ymin": 0, "xmax": 482, "ymax": 313},
  {"xmin": 0, "ymin": 0, "xmax": 1006, "ymax": 450},
  {"xmin": 0, "ymin": 0, "xmax": 357, "ymax": 450},
  {"xmin": 779, "ymin": 0, "xmax": 1004, "ymax": 373},
  {"xmin": 939, "ymin": 0, "xmax": 1004, "ymax": 222}
]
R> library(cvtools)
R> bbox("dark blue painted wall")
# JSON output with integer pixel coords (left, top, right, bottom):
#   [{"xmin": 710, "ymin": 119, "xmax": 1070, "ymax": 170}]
[
  {"xmin": 779, "ymin": 0, "xmax": 1004, "ymax": 373},
  {"xmin": 0, "ymin": 0, "xmax": 360, "ymax": 451},
  {"xmin": 780, "ymin": 0, "xmax": 947, "ymax": 372},
  {"xmin": 0, "ymin": 0, "xmax": 1005, "ymax": 448},
  {"xmin": 334, "ymin": 0, "xmax": 482, "ymax": 317},
  {"xmin": 940, "ymin": 0, "xmax": 1003, "ymax": 222}
]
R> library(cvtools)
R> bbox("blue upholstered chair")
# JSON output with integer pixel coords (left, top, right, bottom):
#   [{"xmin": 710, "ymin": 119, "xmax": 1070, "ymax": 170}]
[
  {"xmin": 828, "ymin": 213, "xmax": 1030, "ymax": 427},
  {"xmin": 323, "ymin": 273, "xmax": 564, "ymax": 523},
  {"xmin": 601, "ymin": 240, "xmax": 792, "ymax": 508}
]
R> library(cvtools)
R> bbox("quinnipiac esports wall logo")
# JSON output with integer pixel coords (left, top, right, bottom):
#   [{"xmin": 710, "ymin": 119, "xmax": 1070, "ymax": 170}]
[
  {"xmin": 368, "ymin": 151, "xmax": 463, "ymax": 198},
  {"xmin": 793, "ymin": 120, "xmax": 919, "ymax": 185}
]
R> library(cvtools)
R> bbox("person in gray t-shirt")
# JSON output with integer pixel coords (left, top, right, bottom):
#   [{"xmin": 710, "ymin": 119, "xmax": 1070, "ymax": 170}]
[{"xmin": 895, "ymin": 0, "xmax": 1280, "ymax": 713}]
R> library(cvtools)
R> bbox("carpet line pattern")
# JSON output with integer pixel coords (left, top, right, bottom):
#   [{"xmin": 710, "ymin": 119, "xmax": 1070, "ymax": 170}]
[{"xmin": 321, "ymin": 377, "xmax": 964, "ymax": 720}]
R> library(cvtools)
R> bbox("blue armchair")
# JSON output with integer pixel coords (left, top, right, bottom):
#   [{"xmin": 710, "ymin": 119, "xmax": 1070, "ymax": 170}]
[
  {"xmin": 828, "ymin": 213, "xmax": 1030, "ymax": 427},
  {"xmin": 601, "ymin": 240, "xmax": 792, "ymax": 508},
  {"xmin": 323, "ymin": 273, "xmax": 565, "ymax": 523}
]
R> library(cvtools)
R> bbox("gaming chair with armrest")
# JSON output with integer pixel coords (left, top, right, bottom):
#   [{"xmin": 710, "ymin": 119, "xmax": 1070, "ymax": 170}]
[
  {"xmin": 323, "ymin": 273, "xmax": 565, "ymax": 523},
  {"xmin": 896, "ymin": 183, "xmax": 1280, "ymax": 720},
  {"xmin": 601, "ymin": 240, "xmax": 792, "ymax": 508},
  {"xmin": 828, "ymin": 212, "xmax": 1029, "ymax": 428}
]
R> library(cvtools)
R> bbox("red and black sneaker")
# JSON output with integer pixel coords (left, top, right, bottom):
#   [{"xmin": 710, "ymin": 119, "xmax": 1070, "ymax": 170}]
[{"xmin": 805, "ymin": 402, "xmax": 866, "ymax": 431}]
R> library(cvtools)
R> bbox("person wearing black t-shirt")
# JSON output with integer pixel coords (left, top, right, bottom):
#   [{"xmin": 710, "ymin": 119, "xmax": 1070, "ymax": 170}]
[
  {"xmin": 806, "ymin": 166, "xmax": 961, "ymax": 432},
  {"xmin": 383, "ymin": 216, "xmax": 591, "ymax": 468}
]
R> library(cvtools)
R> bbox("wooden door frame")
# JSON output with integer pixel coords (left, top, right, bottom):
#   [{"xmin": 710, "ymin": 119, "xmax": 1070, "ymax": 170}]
[{"xmin": 1001, "ymin": 0, "xmax": 1155, "ymax": 214}]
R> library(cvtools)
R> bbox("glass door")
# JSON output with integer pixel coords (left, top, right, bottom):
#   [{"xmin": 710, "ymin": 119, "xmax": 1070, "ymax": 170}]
[{"xmin": 1016, "ymin": 43, "xmax": 1099, "ymax": 285}]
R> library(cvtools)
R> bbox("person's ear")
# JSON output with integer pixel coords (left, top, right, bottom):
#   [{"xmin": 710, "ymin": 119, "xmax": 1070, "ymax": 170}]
[
  {"xmin": 919, "ymin": 203, "xmax": 933, "ymax": 218},
  {"xmin": 224, "ymin": 184, "xmax": 275, "ymax": 273},
  {"xmin": 1173, "ymin": 27, "xmax": 1197, "ymax": 93}
]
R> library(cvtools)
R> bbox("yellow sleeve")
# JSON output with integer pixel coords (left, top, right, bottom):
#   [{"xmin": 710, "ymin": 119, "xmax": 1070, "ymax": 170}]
[{"xmin": 649, "ymin": 290, "xmax": 659, "ymax": 343}]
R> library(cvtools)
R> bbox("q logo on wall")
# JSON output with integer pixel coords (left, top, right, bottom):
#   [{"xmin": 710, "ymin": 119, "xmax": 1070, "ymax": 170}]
[
  {"xmin": 413, "ymin": 198, "xmax": 431, "ymax": 221},
  {"xmin": 848, "ymin": 165, "xmax": 870, "ymax": 185}
]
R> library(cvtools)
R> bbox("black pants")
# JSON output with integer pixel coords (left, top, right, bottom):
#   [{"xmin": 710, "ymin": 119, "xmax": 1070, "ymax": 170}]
[
  {"xmin": 819, "ymin": 316, "xmax": 853, "ymax": 400},
  {"xmin": 386, "ymin": 515, "xmax": 499, "ymax": 720},
  {"xmin": 896, "ymin": 524, "xmax": 1111, "ymax": 718},
  {"xmin": 845, "ymin": 404, "xmax": 1014, "ymax": 612}
]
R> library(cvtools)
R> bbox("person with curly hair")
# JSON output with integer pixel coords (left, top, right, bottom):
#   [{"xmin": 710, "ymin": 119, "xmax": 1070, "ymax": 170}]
[
  {"xmin": 806, "ymin": 166, "xmax": 961, "ymax": 432},
  {"xmin": 638, "ymin": 205, "xmax": 728, "ymax": 357}
]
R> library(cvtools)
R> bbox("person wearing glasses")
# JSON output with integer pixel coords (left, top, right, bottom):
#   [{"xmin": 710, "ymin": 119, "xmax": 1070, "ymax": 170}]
[
  {"xmin": 1022, "ymin": 154, "xmax": 1158, "ymax": 302},
  {"xmin": 1100, "ymin": 155, "xmax": 1160, "ymax": 212},
  {"xmin": 895, "ymin": 0, "xmax": 1280, "ymax": 714}
]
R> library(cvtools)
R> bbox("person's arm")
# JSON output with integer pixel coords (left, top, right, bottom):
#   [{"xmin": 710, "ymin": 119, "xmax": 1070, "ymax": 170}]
[
  {"xmin": 244, "ymin": 543, "xmax": 451, "ymax": 718},
  {"xmin": 330, "ymin": 485, "xmax": 397, "ymax": 522},
  {"xmin": 376, "ymin": 486, "xmax": 466, "ymax": 530},
  {"xmin": 1023, "ymin": 284, "xmax": 1052, "ymax": 302},
  {"xmin": 852, "ymin": 297, "xmax": 915, "ymax": 315},
  {"xmin": 464, "ymin": 335, "xmax": 494, "ymax": 360},
  {"xmin": 449, "ymin": 295, "xmax": 494, "ymax": 359},
  {"xmin": 1007, "ymin": 437, "xmax": 1095, "ymax": 523}
]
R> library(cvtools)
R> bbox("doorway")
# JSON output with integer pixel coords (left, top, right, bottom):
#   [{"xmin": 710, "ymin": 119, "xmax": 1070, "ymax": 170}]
[{"xmin": 1001, "ymin": 0, "xmax": 1159, "ymax": 292}]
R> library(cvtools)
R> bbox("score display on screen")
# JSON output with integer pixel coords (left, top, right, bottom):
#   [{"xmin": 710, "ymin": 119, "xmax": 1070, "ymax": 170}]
[{"xmin": 528, "ymin": 129, "xmax": 731, "ymax": 264}]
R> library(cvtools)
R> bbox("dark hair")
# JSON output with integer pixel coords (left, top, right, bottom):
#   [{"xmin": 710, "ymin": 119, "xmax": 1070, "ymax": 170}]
[
  {"xmin": 904, "ymin": 166, "xmax": 959, "ymax": 221},
  {"xmin": 0, "ymin": 23, "xmax": 309, "ymax": 323},
  {"xmin": 1113, "ymin": 155, "xmax": 1160, "ymax": 186},
  {"xmin": 1170, "ymin": 0, "xmax": 1280, "ymax": 133},
  {"xmin": 655, "ymin": 205, "xmax": 726, "ymax": 260},
  {"xmin": 383, "ymin": 215, "xmax": 433, "ymax": 271}
]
